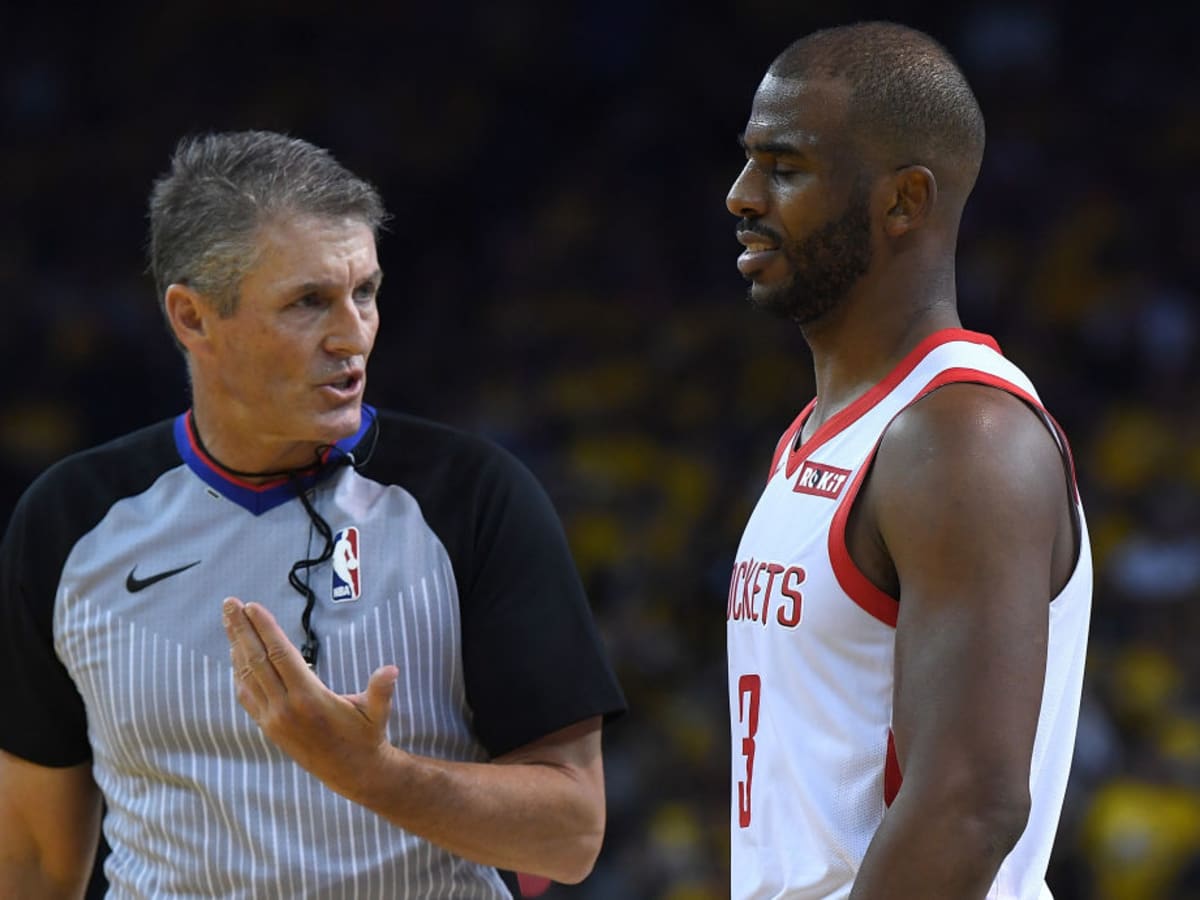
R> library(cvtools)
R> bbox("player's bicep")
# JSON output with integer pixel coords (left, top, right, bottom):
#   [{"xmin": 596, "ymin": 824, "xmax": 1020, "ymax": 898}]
[
  {"xmin": 0, "ymin": 749, "xmax": 101, "ymax": 897},
  {"xmin": 874, "ymin": 385, "xmax": 1066, "ymax": 806}
]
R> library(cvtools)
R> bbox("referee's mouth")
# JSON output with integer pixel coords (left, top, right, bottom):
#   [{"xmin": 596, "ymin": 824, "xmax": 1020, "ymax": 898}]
[{"xmin": 318, "ymin": 368, "xmax": 365, "ymax": 400}]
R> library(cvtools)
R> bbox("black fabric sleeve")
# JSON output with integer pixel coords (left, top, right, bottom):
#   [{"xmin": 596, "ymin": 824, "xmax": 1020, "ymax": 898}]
[
  {"xmin": 0, "ymin": 421, "xmax": 178, "ymax": 766},
  {"xmin": 457, "ymin": 446, "xmax": 626, "ymax": 757},
  {"xmin": 366, "ymin": 412, "xmax": 626, "ymax": 758},
  {"xmin": 0, "ymin": 472, "xmax": 93, "ymax": 765}
]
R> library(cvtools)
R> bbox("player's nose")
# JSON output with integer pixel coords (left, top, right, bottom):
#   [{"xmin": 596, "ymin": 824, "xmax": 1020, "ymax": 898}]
[{"xmin": 727, "ymin": 161, "xmax": 768, "ymax": 218}]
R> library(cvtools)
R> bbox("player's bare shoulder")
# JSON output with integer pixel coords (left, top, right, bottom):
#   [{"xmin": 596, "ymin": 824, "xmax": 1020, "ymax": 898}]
[
  {"xmin": 884, "ymin": 382, "xmax": 1065, "ymax": 488},
  {"xmin": 869, "ymin": 382, "xmax": 1074, "ymax": 590},
  {"xmin": 888, "ymin": 381, "xmax": 1065, "ymax": 494}
]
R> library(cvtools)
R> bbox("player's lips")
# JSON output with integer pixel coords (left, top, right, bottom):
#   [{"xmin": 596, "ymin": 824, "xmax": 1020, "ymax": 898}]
[{"xmin": 736, "ymin": 229, "xmax": 781, "ymax": 277}]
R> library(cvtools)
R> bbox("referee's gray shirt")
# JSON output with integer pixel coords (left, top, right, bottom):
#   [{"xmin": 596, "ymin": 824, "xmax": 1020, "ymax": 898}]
[{"xmin": 1, "ymin": 405, "xmax": 625, "ymax": 898}]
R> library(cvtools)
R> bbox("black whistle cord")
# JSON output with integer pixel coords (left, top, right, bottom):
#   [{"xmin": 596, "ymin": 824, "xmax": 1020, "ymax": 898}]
[
  {"xmin": 191, "ymin": 412, "xmax": 380, "ymax": 671},
  {"xmin": 284, "ymin": 420, "xmax": 379, "ymax": 670},
  {"xmin": 288, "ymin": 483, "xmax": 335, "ymax": 669}
]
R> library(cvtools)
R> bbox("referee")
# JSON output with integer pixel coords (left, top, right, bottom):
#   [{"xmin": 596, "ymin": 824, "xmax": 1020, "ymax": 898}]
[{"xmin": 0, "ymin": 130, "xmax": 625, "ymax": 898}]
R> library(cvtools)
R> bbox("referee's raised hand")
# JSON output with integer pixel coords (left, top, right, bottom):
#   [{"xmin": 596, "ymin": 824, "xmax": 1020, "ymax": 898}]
[{"xmin": 222, "ymin": 595, "xmax": 400, "ymax": 800}]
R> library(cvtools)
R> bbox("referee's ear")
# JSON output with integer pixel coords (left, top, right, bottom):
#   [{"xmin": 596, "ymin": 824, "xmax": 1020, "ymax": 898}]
[{"xmin": 164, "ymin": 283, "xmax": 210, "ymax": 356}]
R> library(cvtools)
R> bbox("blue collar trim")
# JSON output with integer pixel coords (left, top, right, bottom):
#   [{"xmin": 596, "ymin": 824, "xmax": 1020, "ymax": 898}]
[{"xmin": 173, "ymin": 405, "xmax": 376, "ymax": 516}]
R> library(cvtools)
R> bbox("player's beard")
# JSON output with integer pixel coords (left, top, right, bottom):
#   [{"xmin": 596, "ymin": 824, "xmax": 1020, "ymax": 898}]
[{"xmin": 744, "ymin": 184, "xmax": 873, "ymax": 326}]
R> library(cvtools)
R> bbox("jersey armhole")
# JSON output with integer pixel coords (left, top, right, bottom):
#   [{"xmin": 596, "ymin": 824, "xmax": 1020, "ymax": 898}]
[{"xmin": 828, "ymin": 446, "xmax": 899, "ymax": 628}]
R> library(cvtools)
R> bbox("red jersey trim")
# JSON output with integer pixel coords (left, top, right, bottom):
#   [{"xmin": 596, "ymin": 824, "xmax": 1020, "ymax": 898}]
[
  {"xmin": 783, "ymin": 329, "xmax": 1000, "ymax": 480},
  {"xmin": 884, "ymin": 729, "xmax": 903, "ymax": 807},
  {"xmin": 828, "ymin": 450, "xmax": 898, "ymax": 627},
  {"xmin": 184, "ymin": 411, "xmax": 299, "ymax": 492},
  {"xmin": 174, "ymin": 407, "xmax": 376, "ymax": 517},
  {"xmin": 827, "ymin": 362, "xmax": 1082, "ymax": 628},
  {"xmin": 768, "ymin": 401, "xmax": 815, "ymax": 482},
  {"xmin": 183, "ymin": 409, "xmax": 348, "ymax": 492}
]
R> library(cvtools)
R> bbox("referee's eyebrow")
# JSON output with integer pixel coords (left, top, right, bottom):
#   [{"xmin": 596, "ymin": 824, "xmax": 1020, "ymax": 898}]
[
  {"xmin": 358, "ymin": 268, "xmax": 384, "ymax": 290},
  {"xmin": 287, "ymin": 268, "xmax": 384, "ymax": 296}
]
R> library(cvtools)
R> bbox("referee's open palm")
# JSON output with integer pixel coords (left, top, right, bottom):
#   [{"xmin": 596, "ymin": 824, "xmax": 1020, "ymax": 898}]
[{"xmin": 222, "ymin": 595, "xmax": 400, "ymax": 800}]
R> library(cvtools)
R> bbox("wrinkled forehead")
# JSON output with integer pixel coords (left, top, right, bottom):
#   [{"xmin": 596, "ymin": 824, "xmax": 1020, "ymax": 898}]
[
  {"xmin": 742, "ymin": 74, "xmax": 854, "ymax": 152},
  {"xmin": 244, "ymin": 214, "xmax": 380, "ymax": 293}
]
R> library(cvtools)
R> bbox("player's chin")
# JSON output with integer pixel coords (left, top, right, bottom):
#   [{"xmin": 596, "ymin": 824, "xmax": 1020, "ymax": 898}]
[{"xmin": 747, "ymin": 283, "xmax": 798, "ymax": 320}]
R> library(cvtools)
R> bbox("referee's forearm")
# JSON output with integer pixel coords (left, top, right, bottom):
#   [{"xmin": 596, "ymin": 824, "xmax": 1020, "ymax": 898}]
[{"xmin": 336, "ymin": 744, "xmax": 606, "ymax": 884}]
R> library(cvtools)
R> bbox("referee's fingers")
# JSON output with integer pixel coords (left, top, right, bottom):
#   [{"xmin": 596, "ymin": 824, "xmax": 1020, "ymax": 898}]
[
  {"xmin": 242, "ymin": 601, "xmax": 312, "ymax": 691},
  {"xmin": 223, "ymin": 596, "xmax": 284, "ymax": 707}
]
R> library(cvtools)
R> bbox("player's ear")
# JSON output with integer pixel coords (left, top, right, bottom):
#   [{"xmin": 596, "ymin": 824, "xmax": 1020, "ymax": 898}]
[
  {"xmin": 883, "ymin": 165, "xmax": 936, "ymax": 237},
  {"xmin": 164, "ymin": 283, "xmax": 213, "ymax": 353}
]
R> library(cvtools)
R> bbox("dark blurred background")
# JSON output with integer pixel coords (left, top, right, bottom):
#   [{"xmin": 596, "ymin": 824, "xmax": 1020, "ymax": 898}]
[{"xmin": 2, "ymin": 1, "xmax": 1198, "ymax": 898}]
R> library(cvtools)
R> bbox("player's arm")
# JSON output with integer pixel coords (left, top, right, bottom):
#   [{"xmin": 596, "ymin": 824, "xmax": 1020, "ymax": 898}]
[
  {"xmin": 0, "ymin": 750, "xmax": 102, "ymax": 899},
  {"xmin": 223, "ymin": 598, "xmax": 606, "ymax": 884},
  {"xmin": 848, "ymin": 384, "xmax": 1071, "ymax": 899}
]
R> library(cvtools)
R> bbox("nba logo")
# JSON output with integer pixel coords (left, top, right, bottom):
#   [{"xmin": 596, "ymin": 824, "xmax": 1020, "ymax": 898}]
[{"xmin": 331, "ymin": 527, "xmax": 362, "ymax": 602}]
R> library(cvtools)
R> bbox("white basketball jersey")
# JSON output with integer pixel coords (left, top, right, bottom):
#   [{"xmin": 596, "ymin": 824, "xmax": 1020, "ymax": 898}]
[{"xmin": 727, "ymin": 329, "xmax": 1092, "ymax": 899}]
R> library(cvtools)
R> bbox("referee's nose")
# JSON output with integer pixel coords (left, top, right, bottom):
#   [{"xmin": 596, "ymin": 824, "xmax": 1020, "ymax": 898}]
[{"xmin": 323, "ymin": 292, "xmax": 378, "ymax": 359}]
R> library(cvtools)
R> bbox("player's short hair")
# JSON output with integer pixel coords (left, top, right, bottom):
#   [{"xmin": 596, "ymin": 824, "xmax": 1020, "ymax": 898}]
[
  {"xmin": 147, "ymin": 130, "xmax": 387, "ymax": 318},
  {"xmin": 770, "ymin": 22, "xmax": 985, "ymax": 188}
]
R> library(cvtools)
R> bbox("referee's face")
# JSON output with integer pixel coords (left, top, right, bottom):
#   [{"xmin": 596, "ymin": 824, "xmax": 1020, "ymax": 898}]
[{"xmin": 186, "ymin": 213, "xmax": 382, "ymax": 472}]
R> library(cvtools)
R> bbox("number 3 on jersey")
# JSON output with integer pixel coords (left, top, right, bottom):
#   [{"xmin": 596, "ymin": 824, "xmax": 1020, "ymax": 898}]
[{"xmin": 737, "ymin": 674, "xmax": 761, "ymax": 828}]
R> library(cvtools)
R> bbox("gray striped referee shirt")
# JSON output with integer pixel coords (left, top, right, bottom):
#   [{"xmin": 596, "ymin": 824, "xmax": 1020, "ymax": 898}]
[{"xmin": 0, "ymin": 405, "xmax": 625, "ymax": 898}]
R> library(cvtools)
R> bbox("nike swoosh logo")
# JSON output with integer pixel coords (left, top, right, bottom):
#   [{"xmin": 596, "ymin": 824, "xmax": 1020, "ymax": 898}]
[{"xmin": 126, "ymin": 561, "xmax": 202, "ymax": 593}]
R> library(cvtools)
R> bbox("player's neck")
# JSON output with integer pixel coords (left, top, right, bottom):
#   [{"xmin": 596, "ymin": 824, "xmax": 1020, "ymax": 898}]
[{"xmin": 800, "ymin": 278, "xmax": 960, "ymax": 435}]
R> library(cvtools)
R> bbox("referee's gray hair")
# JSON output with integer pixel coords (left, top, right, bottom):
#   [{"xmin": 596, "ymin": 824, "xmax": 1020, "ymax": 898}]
[{"xmin": 147, "ymin": 130, "xmax": 387, "ymax": 318}]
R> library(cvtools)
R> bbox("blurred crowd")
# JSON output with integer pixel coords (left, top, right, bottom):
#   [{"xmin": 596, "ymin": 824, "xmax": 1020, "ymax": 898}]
[{"xmin": 2, "ymin": 2, "xmax": 1197, "ymax": 898}]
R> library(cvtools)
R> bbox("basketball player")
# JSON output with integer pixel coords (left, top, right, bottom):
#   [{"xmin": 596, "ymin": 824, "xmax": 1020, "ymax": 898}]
[
  {"xmin": 0, "ymin": 131, "xmax": 625, "ymax": 897},
  {"xmin": 724, "ymin": 22, "xmax": 1091, "ymax": 899}
]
